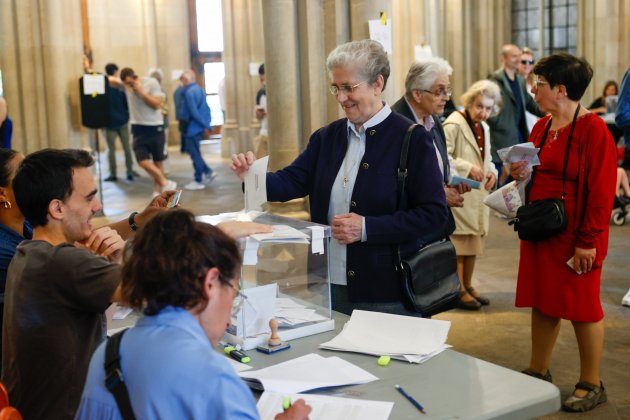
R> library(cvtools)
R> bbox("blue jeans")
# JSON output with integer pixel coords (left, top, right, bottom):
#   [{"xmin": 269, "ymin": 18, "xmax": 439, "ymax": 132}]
[{"xmin": 185, "ymin": 133, "xmax": 211, "ymax": 182}]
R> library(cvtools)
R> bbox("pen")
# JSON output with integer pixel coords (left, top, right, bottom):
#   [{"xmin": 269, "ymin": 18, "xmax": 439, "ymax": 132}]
[
  {"xmin": 282, "ymin": 396, "xmax": 292, "ymax": 411},
  {"xmin": 224, "ymin": 346, "xmax": 251, "ymax": 364},
  {"xmin": 395, "ymin": 384, "xmax": 426, "ymax": 414}
]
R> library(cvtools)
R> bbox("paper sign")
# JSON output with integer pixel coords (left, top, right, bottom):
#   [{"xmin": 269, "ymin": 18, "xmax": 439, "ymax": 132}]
[
  {"xmin": 244, "ymin": 156, "xmax": 269, "ymax": 211},
  {"xmin": 82, "ymin": 74, "xmax": 105, "ymax": 95},
  {"xmin": 368, "ymin": 19, "xmax": 392, "ymax": 54},
  {"xmin": 307, "ymin": 226, "xmax": 325, "ymax": 254}
]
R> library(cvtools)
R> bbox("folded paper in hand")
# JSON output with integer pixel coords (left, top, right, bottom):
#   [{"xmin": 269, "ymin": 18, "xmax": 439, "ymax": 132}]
[
  {"xmin": 483, "ymin": 180, "xmax": 523, "ymax": 218},
  {"xmin": 497, "ymin": 142, "xmax": 540, "ymax": 166}
]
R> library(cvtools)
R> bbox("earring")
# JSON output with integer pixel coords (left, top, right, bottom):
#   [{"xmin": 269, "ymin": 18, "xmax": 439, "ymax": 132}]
[{"xmin": 2, "ymin": 201, "xmax": 11, "ymax": 209}]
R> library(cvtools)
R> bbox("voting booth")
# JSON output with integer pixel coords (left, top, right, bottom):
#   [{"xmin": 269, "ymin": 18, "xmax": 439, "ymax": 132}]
[{"xmin": 222, "ymin": 213, "xmax": 334, "ymax": 350}]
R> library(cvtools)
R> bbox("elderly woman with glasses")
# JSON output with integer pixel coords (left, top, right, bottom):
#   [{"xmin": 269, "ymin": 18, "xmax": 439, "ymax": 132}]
[
  {"xmin": 76, "ymin": 210, "xmax": 310, "ymax": 419},
  {"xmin": 231, "ymin": 39, "xmax": 448, "ymax": 316},
  {"xmin": 442, "ymin": 80, "xmax": 501, "ymax": 310},
  {"xmin": 510, "ymin": 54, "xmax": 617, "ymax": 412}
]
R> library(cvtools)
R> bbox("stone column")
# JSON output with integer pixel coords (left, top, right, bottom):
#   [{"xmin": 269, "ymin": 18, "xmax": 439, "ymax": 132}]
[
  {"xmin": 261, "ymin": 0, "xmax": 309, "ymax": 219},
  {"xmin": 221, "ymin": 0, "xmax": 239, "ymax": 157},
  {"xmin": 0, "ymin": 0, "xmax": 84, "ymax": 153}
]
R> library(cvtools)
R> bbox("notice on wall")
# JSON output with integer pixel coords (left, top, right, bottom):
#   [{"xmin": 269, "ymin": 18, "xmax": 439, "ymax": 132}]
[
  {"xmin": 368, "ymin": 19, "xmax": 392, "ymax": 54},
  {"xmin": 82, "ymin": 74, "xmax": 105, "ymax": 95}
]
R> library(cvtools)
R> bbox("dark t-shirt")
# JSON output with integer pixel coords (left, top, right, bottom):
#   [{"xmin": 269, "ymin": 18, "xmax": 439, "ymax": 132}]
[{"xmin": 1, "ymin": 241, "xmax": 120, "ymax": 420}]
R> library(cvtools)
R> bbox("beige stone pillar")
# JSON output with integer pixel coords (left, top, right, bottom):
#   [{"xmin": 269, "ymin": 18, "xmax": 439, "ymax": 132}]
[
  {"xmin": 221, "ymin": 0, "xmax": 239, "ymax": 157},
  {"xmin": 323, "ymin": 0, "xmax": 351, "ymax": 122},
  {"xmin": 261, "ymin": 0, "xmax": 309, "ymax": 219},
  {"xmin": 0, "ymin": 0, "xmax": 84, "ymax": 153}
]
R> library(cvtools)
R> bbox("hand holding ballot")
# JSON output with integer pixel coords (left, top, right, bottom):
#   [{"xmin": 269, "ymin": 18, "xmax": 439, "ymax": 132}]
[
  {"xmin": 231, "ymin": 151, "xmax": 257, "ymax": 180},
  {"xmin": 509, "ymin": 160, "xmax": 532, "ymax": 183},
  {"xmin": 497, "ymin": 142, "xmax": 540, "ymax": 183}
]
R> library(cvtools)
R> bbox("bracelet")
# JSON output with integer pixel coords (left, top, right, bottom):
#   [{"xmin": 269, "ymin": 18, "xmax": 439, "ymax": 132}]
[{"xmin": 128, "ymin": 211, "xmax": 139, "ymax": 231}]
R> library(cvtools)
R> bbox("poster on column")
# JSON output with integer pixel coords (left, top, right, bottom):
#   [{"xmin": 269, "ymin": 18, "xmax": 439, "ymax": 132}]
[{"xmin": 368, "ymin": 19, "xmax": 392, "ymax": 54}]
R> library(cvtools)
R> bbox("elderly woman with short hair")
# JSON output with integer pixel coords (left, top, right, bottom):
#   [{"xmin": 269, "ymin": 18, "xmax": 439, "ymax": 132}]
[
  {"xmin": 392, "ymin": 58, "xmax": 469, "ymax": 221},
  {"xmin": 510, "ymin": 53, "xmax": 616, "ymax": 412},
  {"xmin": 232, "ymin": 40, "xmax": 448, "ymax": 316},
  {"xmin": 442, "ymin": 81, "xmax": 500, "ymax": 310}
]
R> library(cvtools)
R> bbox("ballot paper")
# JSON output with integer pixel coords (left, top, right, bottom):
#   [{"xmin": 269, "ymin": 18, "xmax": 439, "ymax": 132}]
[
  {"xmin": 497, "ymin": 142, "xmax": 541, "ymax": 166},
  {"xmin": 250, "ymin": 225, "xmax": 310, "ymax": 244},
  {"xmin": 257, "ymin": 391, "xmax": 393, "ymax": 420},
  {"xmin": 244, "ymin": 156, "xmax": 269, "ymax": 211},
  {"xmin": 483, "ymin": 180, "xmax": 523, "ymax": 218},
  {"xmin": 239, "ymin": 353, "xmax": 378, "ymax": 393},
  {"xmin": 319, "ymin": 310, "xmax": 451, "ymax": 363},
  {"xmin": 112, "ymin": 306, "xmax": 133, "ymax": 320},
  {"xmin": 274, "ymin": 297, "xmax": 328, "ymax": 327},
  {"xmin": 233, "ymin": 283, "xmax": 277, "ymax": 338}
]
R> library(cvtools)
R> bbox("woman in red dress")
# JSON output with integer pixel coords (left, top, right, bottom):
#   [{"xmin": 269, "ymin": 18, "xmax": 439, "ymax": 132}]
[{"xmin": 510, "ymin": 54, "xmax": 616, "ymax": 412}]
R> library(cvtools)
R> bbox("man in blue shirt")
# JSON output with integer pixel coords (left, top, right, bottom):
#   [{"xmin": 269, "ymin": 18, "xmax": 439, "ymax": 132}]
[{"xmin": 180, "ymin": 70, "xmax": 214, "ymax": 190}]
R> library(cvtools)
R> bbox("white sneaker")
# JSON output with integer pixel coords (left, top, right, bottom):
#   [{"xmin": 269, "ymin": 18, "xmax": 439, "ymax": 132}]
[
  {"xmin": 623, "ymin": 288, "xmax": 630, "ymax": 307},
  {"xmin": 203, "ymin": 172, "xmax": 217, "ymax": 185},
  {"xmin": 184, "ymin": 181, "xmax": 205, "ymax": 191},
  {"xmin": 162, "ymin": 179, "xmax": 177, "ymax": 192}
]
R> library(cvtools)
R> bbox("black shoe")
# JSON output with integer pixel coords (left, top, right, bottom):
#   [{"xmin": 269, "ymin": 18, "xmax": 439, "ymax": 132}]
[
  {"xmin": 522, "ymin": 368, "xmax": 552, "ymax": 382},
  {"xmin": 104, "ymin": 175, "xmax": 117, "ymax": 182},
  {"xmin": 466, "ymin": 287, "xmax": 490, "ymax": 306},
  {"xmin": 458, "ymin": 291, "xmax": 482, "ymax": 310},
  {"xmin": 126, "ymin": 174, "xmax": 134, "ymax": 182}
]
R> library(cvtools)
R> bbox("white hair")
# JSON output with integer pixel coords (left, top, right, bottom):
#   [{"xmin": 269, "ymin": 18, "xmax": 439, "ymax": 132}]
[{"xmin": 404, "ymin": 57, "xmax": 453, "ymax": 94}]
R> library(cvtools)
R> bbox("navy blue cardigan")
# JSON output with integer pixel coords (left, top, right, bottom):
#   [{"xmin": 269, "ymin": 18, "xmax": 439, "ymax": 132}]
[{"xmin": 267, "ymin": 112, "xmax": 448, "ymax": 302}]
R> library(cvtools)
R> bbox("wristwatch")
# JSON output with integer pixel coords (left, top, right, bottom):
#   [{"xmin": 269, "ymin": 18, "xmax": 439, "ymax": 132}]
[{"xmin": 128, "ymin": 211, "xmax": 139, "ymax": 231}]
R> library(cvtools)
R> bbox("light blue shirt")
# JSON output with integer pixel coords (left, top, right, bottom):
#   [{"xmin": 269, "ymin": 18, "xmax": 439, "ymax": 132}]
[
  {"xmin": 75, "ymin": 306, "xmax": 259, "ymax": 420},
  {"xmin": 328, "ymin": 104, "xmax": 391, "ymax": 286}
]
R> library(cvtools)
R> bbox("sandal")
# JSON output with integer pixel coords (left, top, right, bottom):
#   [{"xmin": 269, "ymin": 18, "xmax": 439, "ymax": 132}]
[
  {"xmin": 562, "ymin": 381, "xmax": 607, "ymax": 412},
  {"xmin": 466, "ymin": 287, "xmax": 490, "ymax": 306},
  {"xmin": 458, "ymin": 290, "xmax": 481, "ymax": 310},
  {"xmin": 521, "ymin": 368, "xmax": 552, "ymax": 383}
]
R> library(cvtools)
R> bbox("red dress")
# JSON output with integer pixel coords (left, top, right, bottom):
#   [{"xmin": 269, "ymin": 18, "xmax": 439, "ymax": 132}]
[{"xmin": 515, "ymin": 113, "xmax": 617, "ymax": 322}]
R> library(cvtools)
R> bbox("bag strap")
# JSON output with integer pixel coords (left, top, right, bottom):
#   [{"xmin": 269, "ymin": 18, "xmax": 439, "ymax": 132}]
[
  {"xmin": 526, "ymin": 103, "xmax": 581, "ymax": 202},
  {"xmin": 393, "ymin": 124, "xmax": 418, "ymax": 270},
  {"xmin": 105, "ymin": 329, "xmax": 136, "ymax": 420}
]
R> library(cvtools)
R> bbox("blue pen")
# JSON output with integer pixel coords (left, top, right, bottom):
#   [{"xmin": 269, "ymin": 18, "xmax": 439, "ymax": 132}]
[{"xmin": 395, "ymin": 384, "xmax": 426, "ymax": 414}]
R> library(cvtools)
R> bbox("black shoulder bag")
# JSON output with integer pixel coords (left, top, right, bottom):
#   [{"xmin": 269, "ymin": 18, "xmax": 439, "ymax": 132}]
[
  {"xmin": 105, "ymin": 329, "xmax": 137, "ymax": 420},
  {"xmin": 509, "ymin": 104, "xmax": 580, "ymax": 241},
  {"xmin": 393, "ymin": 124, "xmax": 460, "ymax": 317}
]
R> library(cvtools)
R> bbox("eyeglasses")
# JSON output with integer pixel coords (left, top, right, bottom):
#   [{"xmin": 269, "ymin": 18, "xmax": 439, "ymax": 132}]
[
  {"xmin": 228, "ymin": 282, "xmax": 248, "ymax": 316},
  {"xmin": 533, "ymin": 77, "xmax": 549, "ymax": 89},
  {"xmin": 521, "ymin": 59, "xmax": 535, "ymax": 65},
  {"xmin": 422, "ymin": 86, "xmax": 453, "ymax": 98},
  {"xmin": 329, "ymin": 81, "xmax": 365, "ymax": 96}
]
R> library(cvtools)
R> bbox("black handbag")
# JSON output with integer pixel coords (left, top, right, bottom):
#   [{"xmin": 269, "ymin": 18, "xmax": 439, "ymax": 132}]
[
  {"xmin": 393, "ymin": 124, "xmax": 460, "ymax": 317},
  {"xmin": 510, "ymin": 104, "xmax": 580, "ymax": 241}
]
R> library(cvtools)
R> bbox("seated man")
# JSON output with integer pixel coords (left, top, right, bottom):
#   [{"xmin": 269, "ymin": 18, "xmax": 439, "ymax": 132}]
[{"xmin": 1, "ymin": 149, "xmax": 174, "ymax": 420}]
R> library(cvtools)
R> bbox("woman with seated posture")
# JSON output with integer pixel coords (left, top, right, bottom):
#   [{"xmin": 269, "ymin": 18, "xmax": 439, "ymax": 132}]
[
  {"xmin": 588, "ymin": 80, "xmax": 618, "ymax": 115},
  {"xmin": 76, "ymin": 210, "xmax": 310, "ymax": 419}
]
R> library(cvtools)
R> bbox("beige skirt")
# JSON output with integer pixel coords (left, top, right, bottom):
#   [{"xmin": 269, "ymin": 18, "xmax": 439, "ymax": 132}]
[{"xmin": 450, "ymin": 234, "xmax": 484, "ymax": 256}]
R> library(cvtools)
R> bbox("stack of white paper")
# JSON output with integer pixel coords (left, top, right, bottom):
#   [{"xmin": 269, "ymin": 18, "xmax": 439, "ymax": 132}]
[
  {"xmin": 319, "ymin": 310, "xmax": 451, "ymax": 363},
  {"xmin": 257, "ymin": 391, "xmax": 393, "ymax": 420},
  {"xmin": 275, "ymin": 297, "xmax": 328, "ymax": 327},
  {"xmin": 239, "ymin": 353, "xmax": 378, "ymax": 393}
]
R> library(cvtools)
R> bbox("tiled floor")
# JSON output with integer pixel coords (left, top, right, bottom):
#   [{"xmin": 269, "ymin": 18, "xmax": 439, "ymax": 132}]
[{"xmin": 97, "ymin": 143, "xmax": 630, "ymax": 419}]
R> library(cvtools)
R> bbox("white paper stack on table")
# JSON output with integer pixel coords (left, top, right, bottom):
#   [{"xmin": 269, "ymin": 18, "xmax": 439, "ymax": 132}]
[
  {"xmin": 257, "ymin": 391, "xmax": 393, "ymax": 420},
  {"xmin": 319, "ymin": 310, "xmax": 450, "ymax": 363},
  {"xmin": 238, "ymin": 353, "xmax": 378, "ymax": 393}
]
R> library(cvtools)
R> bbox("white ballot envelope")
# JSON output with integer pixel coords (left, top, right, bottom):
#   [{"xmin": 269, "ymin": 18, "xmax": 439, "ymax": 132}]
[{"xmin": 244, "ymin": 156, "xmax": 269, "ymax": 211}]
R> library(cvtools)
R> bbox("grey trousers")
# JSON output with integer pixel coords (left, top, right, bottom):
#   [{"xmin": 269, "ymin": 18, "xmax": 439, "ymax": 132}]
[{"xmin": 105, "ymin": 124, "xmax": 134, "ymax": 177}]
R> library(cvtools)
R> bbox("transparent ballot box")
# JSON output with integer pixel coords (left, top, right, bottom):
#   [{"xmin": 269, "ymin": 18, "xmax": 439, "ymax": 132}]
[{"xmin": 224, "ymin": 213, "xmax": 334, "ymax": 350}]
